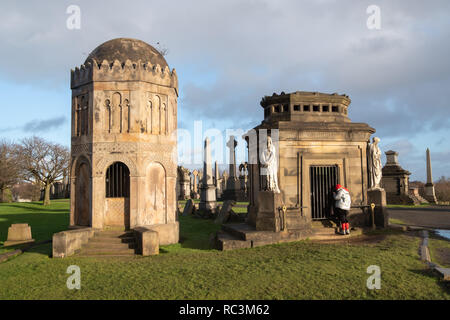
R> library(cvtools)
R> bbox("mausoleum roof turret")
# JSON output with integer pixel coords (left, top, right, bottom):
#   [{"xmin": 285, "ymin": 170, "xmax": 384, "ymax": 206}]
[{"xmin": 259, "ymin": 91, "xmax": 352, "ymax": 124}]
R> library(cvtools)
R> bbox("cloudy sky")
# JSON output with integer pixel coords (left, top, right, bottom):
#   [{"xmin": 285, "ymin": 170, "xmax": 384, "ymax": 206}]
[{"xmin": 0, "ymin": 0, "xmax": 449, "ymax": 181}]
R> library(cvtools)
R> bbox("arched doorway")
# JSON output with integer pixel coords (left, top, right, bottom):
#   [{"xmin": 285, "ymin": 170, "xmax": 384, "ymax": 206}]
[
  {"xmin": 105, "ymin": 162, "xmax": 130, "ymax": 230},
  {"xmin": 75, "ymin": 160, "xmax": 91, "ymax": 226}
]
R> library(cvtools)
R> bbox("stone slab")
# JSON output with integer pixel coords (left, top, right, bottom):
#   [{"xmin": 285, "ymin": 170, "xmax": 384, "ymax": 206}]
[
  {"xmin": 0, "ymin": 249, "xmax": 22, "ymax": 263},
  {"xmin": 3, "ymin": 239, "xmax": 35, "ymax": 247},
  {"xmin": 221, "ymin": 223, "xmax": 311, "ymax": 244},
  {"xmin": 143, "ymin": 222, "xmax": 179, "ymax": 246},
  {"xmin": 434, "ymin": 267, "xmax": 450, "ymax": 281},
  {"xmin": 52, "ymin": 228, "xmax": 95, "ymax": 258},
  {"xmin": 216, "ymin": 232, "xmax": 252, "ymax": 251}
]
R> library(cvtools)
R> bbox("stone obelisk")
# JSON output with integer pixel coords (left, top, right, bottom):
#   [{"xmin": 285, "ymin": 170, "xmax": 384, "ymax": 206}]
[
  {"xmin": 424, "ymin": 148, "xmax": 437, "ymax": 203},
  {"xmin": 199, "ymin": 137, "xmax": 216, "ymax": 211},
  {"xmin": 223, "ymin": 136, "xmax": 240, "ymax": 200},
  {"xmin": 214, "ymin": 161, "xmax": 222, "ymax": 199}
]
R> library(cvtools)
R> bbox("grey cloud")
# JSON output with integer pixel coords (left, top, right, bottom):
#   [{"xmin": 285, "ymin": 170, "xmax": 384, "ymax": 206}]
[
  {"xmin": 23, "ymin": 116, "xmax": 66, "ymax": 133},
  {"xmin": 0, "ymin": 0, "xmax": 449, "ymax": 178}
]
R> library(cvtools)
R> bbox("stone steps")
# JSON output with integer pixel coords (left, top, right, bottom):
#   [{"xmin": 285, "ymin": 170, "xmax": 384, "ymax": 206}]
[
  {"xmin": 89, "ymin": 236, "xmax": 135, "ymax": 244},
  {"xmin": 216, "ymin": 222, "xmax": 363, "ymax": 250},
  {"xmin": 76, "ymin": 230, "xmax": 136, "ymax": 257},
  {"xmin": 217, "ymin": 223, "xmax": 312, "ymax": 250},
  {"xmin": 79, "ymin": 248, "xmax": 136, "ymax": 255},
  {"xmin": 83, "ymin": 242, "xmax": 136, "ymax": 250}
]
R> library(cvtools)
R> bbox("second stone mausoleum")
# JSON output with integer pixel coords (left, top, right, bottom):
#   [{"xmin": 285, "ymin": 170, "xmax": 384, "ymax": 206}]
[{"xmin": 246, "ymin": 91, "xmax": 376, "ymax": 230}]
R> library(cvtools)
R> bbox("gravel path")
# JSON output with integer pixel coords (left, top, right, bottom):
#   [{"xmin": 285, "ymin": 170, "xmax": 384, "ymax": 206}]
[{"xmin": 389, "ymin": 206, "xmax": 450, "ymax": 229}]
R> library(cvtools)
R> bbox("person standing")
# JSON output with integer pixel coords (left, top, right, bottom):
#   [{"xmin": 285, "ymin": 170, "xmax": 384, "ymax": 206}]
[{"xmin": 333, "ymin": 184, "xmax": 351, "ymax": 235}]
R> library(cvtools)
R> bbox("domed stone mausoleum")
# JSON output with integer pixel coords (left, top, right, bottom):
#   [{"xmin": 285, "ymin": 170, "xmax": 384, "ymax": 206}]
[{"xmin": 69, "ymin": 38, "xmax": 179, "ymax": 244}]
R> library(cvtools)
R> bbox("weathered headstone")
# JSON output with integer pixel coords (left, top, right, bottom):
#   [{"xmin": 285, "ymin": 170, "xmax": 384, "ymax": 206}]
[
  {"xmin": 215, "ymin": 200, "xmax": 236, "ymax": 224},
  {"xmin": 4, "ymin": 223, "xmax": 35, "ymax": 247},
  {"xmin": 182, "ymin": 199, "xmax": 195, "ymax": 216}
]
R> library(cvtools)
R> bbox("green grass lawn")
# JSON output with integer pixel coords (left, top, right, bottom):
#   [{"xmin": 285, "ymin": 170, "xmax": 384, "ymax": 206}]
[
  {"xmin": 387, "ymin": 204, "xmax": 431, "ymax": 208},
  {"xmin": 0, "ymin": 200, "xmax": 449, "ymax": 299},
  {"xmin": 429, "ymin": 235, "xmax": 450, "ymax": 269},
  {"xmin": 389, "ymin": 218, "xmax": 407, "ymax": 225}
]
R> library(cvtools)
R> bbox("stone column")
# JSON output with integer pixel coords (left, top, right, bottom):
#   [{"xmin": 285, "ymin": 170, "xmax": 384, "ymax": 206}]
[
  {"xmin": 214, "ymin": 161, "xmax": 222, "ymax": 199},
  {"xmin": 227, "ymin": 136, "xmax": 238, "ymax": 178},
  {"xmin": 424, "ymin": 148, "xmax": 437, "ymax": 203},
  {"xmin": 199, "ymin": 138, "xmax": 216, "ymax": 211}
]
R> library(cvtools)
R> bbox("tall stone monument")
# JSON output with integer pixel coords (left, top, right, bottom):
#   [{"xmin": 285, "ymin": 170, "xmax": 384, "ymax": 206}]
[
  {"xmin": 424, "ymin": 148, "xmax": 437, "ymax": 204},
  {"xmin": 191, "ymin": 169, "xmax": 199, "ymax": 199},
  {"xmin": 223, "ymin": 136, "xmax": 241, "ymax": 200},
  {"xmin": 214, "ymin": 161, "xmax": 223, "ymax": 199},
  {"xmin": 221, "ymin": 171, "xmax": 229, "ymax": 192},
  {"xmin": 199, "ymin": 138, "xmax": 217, "ymax": 212}
]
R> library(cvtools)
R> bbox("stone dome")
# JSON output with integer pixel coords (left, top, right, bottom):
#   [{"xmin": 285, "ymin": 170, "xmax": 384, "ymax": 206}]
[{"xmin": 85, "ymin": 38, "xmax": 169, "ymax": 68}]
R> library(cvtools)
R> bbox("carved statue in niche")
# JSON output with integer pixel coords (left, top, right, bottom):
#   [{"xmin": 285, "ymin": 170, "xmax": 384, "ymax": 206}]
[
  {"xmin": 105, "ymin": 99, "xmax": 111, "ymax": 132},
  {"xmin": 111, "ymin": 92, "xmax": 122, "ymax": 133},
  {"xmin": 75, "ymin": 100, "xmax": 81, "ymax": 136},
  {"xmin": 146, "ymin": 100, "xmax": 152, "ymax": 133},
  {"xmin": 161, "ymin": 103, "xmax": 166, "ymax": 134},
  {"xmin": 167, "ymin": 102, "xmax": 172, "ymax": 133},
  {"xmin": 368, "ymin": 136, "xmax": 382, "ymax": 190},
  {"xmin": 260, "ymin": 136, "xmax": 280, "ymax": 193},
  {"xmin": 152, "ymin": 95, "xmax": 160, "ymax": 134},
  {"xmin": 82, "ymin": 95, "xmax": 89, "ymax": 135},
  {"xmin": 123, "ymin": 98, "xmax": 130, "ymax": 133}
]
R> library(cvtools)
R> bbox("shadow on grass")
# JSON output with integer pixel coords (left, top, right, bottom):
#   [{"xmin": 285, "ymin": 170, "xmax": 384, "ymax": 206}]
[
  {"xmin": 155, "ymin": 215, "xmax": 222, "ymax": 253},
  {"xmin": 409, "ymin": 268, "xmax": 450, "ymax": 292},
  {"xmin": 25, "ymin": 243, "xmax": 52, "ymax": 257},
  {"xmin": 0, "ymin": 213, "xmax": 69, "ymax": 246},
  {"xmin": 0, "ymin": 204, "xmax": 69, "ymax": 213}
]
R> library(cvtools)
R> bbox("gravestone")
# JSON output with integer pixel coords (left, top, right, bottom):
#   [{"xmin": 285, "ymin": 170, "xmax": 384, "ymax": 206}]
[
  {"xmin": 215, "ymin": 200, "xmax": 236, "ymax": 224},
  {"xmin": 4, "ymin": 223, "xmax": 35, "ymax": 247},
  {"xmin": 182, "ymin": 199, "xmax": 195, "ymax": 216},
  {"xmin": 199, "ymin": 137, "xmax": 217, "ymax": 212}
]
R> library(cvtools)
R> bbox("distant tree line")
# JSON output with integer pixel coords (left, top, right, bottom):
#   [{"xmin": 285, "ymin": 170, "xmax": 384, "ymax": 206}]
[
  {"xmin": 435, "ymin": 176, "xmax": 450, "ymax": 202},
  {"xmin": 0, "ymin": 137, "xmax": 70, "ymax": 206},
  {"xmin": 410, "ymin": 176, "xmax": 450, "ymax": 203}
]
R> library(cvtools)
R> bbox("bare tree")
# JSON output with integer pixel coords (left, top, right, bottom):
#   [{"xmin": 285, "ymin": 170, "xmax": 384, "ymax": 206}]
[
  {"xmin": 0, "ymin": 140, "xmax": 20, "ymax": 202},
  {"xmin": 156, "ymin": 42, "xmax": 169, "ymax": 57},
  {"xmin": 17, "ymin": 136, "xmax": 70, "ymax": 206}
]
